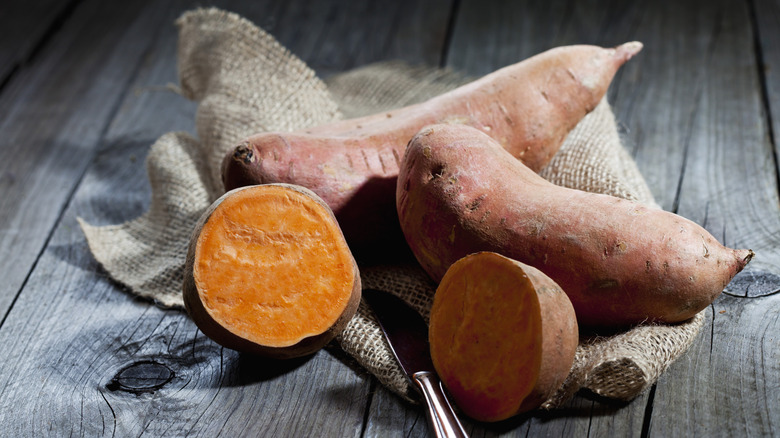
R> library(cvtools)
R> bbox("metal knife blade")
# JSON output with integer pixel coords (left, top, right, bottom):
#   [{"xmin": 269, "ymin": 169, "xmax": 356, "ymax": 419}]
[
  {"xmin": 363, "ymin": 288, "xmax": 468, "ymax": 438},
  {"xmin": 363, "ymin": 288, "xmax": 433, "ymax": 376}
]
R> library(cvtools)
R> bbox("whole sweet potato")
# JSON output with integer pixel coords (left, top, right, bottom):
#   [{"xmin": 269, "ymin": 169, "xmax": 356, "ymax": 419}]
[
  {"xmin": 430, "ymin": 252, "xmax": 578, "ymax": 421},
  {"xmin": 223, "ymin": 43, "xmax": 642, "ymax": 259},
  {"xmin": 397, "ymin": 124, "xmax": 753, "ymax": 327}
]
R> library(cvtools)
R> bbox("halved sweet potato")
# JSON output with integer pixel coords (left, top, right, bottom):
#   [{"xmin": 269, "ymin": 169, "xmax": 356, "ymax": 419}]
[
  {"xmin": 429, "ymin": 252, "xmax": 578, "ymax": 422},
  {"xmin": 183, "ymin": 183, "xmax": 361, "ymax": 359}
]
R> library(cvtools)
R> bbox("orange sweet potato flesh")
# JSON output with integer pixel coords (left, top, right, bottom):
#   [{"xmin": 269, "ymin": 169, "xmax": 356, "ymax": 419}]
[
  {"xmin": 398, "ymin": 124, "xmax": 754, "ymax": 328},
  {"xmin": 182, "ymin": 183, "xmax": 361, "ymax": 359},
  {"xmin": 430, "ymin": 252, "xmax": 578, "ymax": 422},
  {"xmin": 222, "ymin": 42, "xmax": 643, "ymax": 260}
]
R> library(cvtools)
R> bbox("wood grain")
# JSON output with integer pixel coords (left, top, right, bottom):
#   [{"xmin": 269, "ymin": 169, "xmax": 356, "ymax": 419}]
[
  {"xmin": 618, "ymin": 1, "xmax": 780, "ymax": 435},
  {"xmin": 0, "ymin": 211, "xmax": 370, "ymax": 436},
  {"xmin": 0, "ymin": 0, "xmax": 77, "ymax": 87},
  {"xmin": 753, "ymin": 0, "xmax": 780, "ymax": 164},
  {"xmin": 745, "ymin": 0, "xmax": 780, "ymax": 298},
  {"xmin": 256, "ymin": 0, "xmax": 454, "ymax": 77},
  {"xmin": 648, "ymin": 293, "xmax": 780, "ymax": 437},
  {"xmin": 0, "ymin": 0, "xmax": 175, "ymax": 318}
]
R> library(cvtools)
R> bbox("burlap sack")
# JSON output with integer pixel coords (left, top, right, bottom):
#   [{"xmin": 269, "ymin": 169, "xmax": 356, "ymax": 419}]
[{"xmin": 79, "ymin": 8, "xmax": 704, "ymax": 409}]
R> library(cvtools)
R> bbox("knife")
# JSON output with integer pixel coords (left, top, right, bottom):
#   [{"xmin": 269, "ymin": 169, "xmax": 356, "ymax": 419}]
[{"xmin": 363, "ymin": 288, "xmax": 469, "ymax": 438}]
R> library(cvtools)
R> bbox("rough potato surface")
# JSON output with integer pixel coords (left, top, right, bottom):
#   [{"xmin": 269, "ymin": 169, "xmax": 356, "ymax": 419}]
[{"xmin": 398, "ymin": 124, "xmax": 753, "ymax": 327}]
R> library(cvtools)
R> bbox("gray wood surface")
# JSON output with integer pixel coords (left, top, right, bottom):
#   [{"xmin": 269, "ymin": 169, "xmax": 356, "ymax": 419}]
[
  {"xmin": 637, "ymin": 0, "xmax": 780, "ymax": 436},
  {"xmin": 260, "ymin": 0, "xmax": 454, "ymax": 76},
  {"xmin": 0, "ymin": 0, "xmax": 76, "ymax": 86},
  {"xmin": 0, "ymin": 0, "xmax": 777, "ymax": 436},
  {"xmin": 0, "ymin": 0, "xmax": 175, "ymax": 318}
]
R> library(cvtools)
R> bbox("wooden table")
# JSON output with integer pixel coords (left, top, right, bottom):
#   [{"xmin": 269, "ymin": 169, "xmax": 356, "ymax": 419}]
[{"xmin": 1, "ymin": 0, "xmax": 778, "ymax": 436}]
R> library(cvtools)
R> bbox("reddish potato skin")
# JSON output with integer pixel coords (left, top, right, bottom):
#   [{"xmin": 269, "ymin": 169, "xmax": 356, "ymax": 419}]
[
  {"xmin": 223, "ymin": 43, "xmax": 642, "ymax": 258},
  {"xmin": 397, "ymin": 124, "xmax": 753, "ymax": 328},
  {"xmin": 517, "ymin": 260, "xmax": 579, "ymax": 414}
]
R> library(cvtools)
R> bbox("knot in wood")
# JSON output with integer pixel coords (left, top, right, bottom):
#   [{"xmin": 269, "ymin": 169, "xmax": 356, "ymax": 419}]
[{"xmin": 106, "ymin": 360, "xmax": 175, "ymax": 394}]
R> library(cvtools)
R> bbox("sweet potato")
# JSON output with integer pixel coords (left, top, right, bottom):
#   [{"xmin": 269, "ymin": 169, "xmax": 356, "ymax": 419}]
[
  {"xmin": 429, "ymin": 252, "xmax": 578, "ymax": 422},
  {"xmin": 222, "ymin": 42, "xmax": 642, "ymax": 259},
  {"xmin": 397, "ymin": 124, "xmax": 753, "ymax": 327},
  {"xmin": 182, "ymin": 183, "xmax": 361, "ymax": 359}
]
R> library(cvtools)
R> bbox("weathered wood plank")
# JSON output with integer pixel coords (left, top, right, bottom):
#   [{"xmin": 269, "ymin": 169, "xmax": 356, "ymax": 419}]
[
  {"xmin": 364, "ymin": 390, "xmax": 432, "ymax": 438},
  {"xmin": 624, "ymin": 0, "xmax": 780, "ymax": 435},
  {"xmin": 366, "ymin": 386, "xmax": 647, "ymax": 438},
  {"xmin": 446, "ymin": 0, "xmax": 639, "ymax": 76},
  {"xmin": 0, "ymin": 0, "xmax": 177, "ymax": 318},
  {"xmin": 754, "ymin": 0, "xmax": 780, "ymax": 158},
  {"xmin": 665, "ymin": 2, "xmax": 780, "ymax": 282},
  {"xmin": 0, "ymin": 0, "xmax": 76, "ymax": 87},
  {"xmin": 262, "ymin": 0, "xmax": 454, "ymax": 77},
  {"xmin": 749, "ymin": 0, "xmax": 780, "ymax": 297},
  {"xmin": 648, "ymin": 293, "xmax": 780, "ymax": 437}
]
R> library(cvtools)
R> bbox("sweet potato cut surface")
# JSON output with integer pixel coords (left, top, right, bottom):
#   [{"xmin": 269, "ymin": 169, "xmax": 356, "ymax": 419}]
[
  {"xmin": 430, "ymin": 252, "xmax": 578, "ymax": 422},
  {"xmin": 398, "ymin": 124, "xmax": 753, "ymax": 327},
  {"xmin": 183, "ymin": 184, "xmax": 361, "ymax": 358},
  {"xmin": 222, "ymin": 43, "xmax": 642, "ymax": 258}
]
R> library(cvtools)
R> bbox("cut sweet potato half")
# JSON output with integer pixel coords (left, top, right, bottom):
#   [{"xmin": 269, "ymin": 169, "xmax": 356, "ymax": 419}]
[
  {"xmin": 429, "ymin": 252, "xmax": 578, "ymax": 422},
  {"xmin": 183, "ymin": 183, "xmax": 361, "ymax": 359}
]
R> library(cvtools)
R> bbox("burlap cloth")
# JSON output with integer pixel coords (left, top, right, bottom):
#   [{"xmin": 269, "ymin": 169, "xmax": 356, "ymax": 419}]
[{"xmin": 79, "ymin": 8, "xmax": 704, "ymax": 410}]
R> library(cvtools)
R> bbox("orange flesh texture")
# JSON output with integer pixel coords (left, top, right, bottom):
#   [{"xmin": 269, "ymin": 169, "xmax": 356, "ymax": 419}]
[
  {"xmin": 430, "ymin": 252, "xmax": 543, "ymax": 422},
  {"xmin": 193, "ymin": 185, "xmax": 355, "ymax": 348}
]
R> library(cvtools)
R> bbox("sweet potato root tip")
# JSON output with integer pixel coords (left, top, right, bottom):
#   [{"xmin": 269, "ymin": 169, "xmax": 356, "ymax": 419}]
[
  {"xmin": 222, "ymin": 143, "xmax": 260, "ymax": 193},
  {"xmin": 183, "ymin": 184, "xmax": 361, "ymax": 359},
  {"xmin": 234, "ymin": 142, "xmax": 253, "ymax": 164},
  {"xmin": 739, "ymin": 249, "xmax": 755, "ymax": 267},
  {"xmin": 397, "ymin": 123, "xmax": 752, "ymax": 327},
  {"xmin": 616, "ymin": 41, "xmax": 643, "ymax": 60},
  {"xmin": 430, "ymin": 252, "xmax": 577, "ymax": 421}
]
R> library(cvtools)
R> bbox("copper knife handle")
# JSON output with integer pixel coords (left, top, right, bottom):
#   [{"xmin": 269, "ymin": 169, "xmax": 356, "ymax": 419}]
[{"xmin": 412, "ymin": 371, "xmax": 469, "ymax": 438}]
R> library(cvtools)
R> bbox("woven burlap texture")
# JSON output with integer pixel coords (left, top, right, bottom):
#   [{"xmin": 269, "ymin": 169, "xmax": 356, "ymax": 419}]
[{"xmin": 79, "ymin": 7, "xmax": 704, "ymax": 408}]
